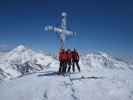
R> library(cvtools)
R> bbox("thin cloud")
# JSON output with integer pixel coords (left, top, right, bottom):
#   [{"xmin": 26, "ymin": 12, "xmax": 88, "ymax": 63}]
[{"xmin": 0, "ymin": 44, "xmax": 15, "ymax": 52}]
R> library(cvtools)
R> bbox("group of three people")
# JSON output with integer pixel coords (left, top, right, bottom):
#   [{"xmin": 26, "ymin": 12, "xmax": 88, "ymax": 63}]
[{"xmin": 58, "ymin": 48, "xmax": 80, "ymax": 74}]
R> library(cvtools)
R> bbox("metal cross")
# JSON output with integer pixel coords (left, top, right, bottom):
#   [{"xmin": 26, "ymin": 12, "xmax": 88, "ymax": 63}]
[{"xmin": 45, "ymin": 12, "xmax": 77, "ymax": 49}]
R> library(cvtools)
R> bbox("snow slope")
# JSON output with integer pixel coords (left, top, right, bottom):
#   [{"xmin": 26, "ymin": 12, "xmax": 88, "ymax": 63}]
[
  {"xmin": 0, "ymin": 45, "xmax": 55, "ymax": 79},
  {"xmin": 0, "ymin": 61, "xmax": 133, "ymax": 100},
  {"xmin": 0, "ymin": 45, "xmax": 133, "ymax": 100}
]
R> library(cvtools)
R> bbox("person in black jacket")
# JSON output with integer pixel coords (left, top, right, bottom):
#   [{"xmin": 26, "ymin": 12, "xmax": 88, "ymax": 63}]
[{"xmin": 72, "ymin": 48, "xmax": 80, "ymax": 72}]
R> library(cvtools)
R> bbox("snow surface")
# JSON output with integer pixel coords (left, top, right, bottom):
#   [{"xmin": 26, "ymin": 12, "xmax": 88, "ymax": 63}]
[
  {"xmin": 0, "ymin": 45, "xmax": 133, "ymax": 100},
  {"xmin": 0, "ymin": 45, "xmax": 55, "ymax": 79}
]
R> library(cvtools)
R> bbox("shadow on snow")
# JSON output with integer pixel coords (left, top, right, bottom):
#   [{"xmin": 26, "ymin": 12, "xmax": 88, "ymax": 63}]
[
  {"xmin": 70, "ymin": 76, "xmax": 104, "ymax": 81},
  {"xmin": 37, "ymin": 71, "xmax": 104, "ymax": 81},
  {"xmin": 37, "ymin": 71, "xmax": 59, "ymax": 77}
]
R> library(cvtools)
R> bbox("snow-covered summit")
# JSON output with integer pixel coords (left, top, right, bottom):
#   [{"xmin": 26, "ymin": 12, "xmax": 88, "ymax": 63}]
[
  {"xmin": 0, "ymin": 46, "xmax": 133, "ymax": 100},
  {"xmin": 5, "ymin": 45, "xmax": 34, "ymax": 64},
  {"xmin": 81, "ymin": 51, "xmax": 130, "ymax": 70},
  {"xmin": 12, "ymin": 45, "xmax": 26, "ymax": 52},
  {"xmin": 0, "ymin": 45, "xmax": 132, "ymax": 80},
  {"xmin": 0, "ymin": 45, "xmax": 56, "ymax": 79}
]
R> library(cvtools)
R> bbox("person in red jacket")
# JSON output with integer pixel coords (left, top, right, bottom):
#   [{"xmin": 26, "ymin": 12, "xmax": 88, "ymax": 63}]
[
  {"xmin": 72, "ymin": 48, "xmax": 80, "ymax": 72},
  {"xmin": 58, "ymin": 49, "xmax": 67, "ymax": 74},
  {"xmin": 67, "ymin": 49, "xmax": 72, "ymax": 72}
]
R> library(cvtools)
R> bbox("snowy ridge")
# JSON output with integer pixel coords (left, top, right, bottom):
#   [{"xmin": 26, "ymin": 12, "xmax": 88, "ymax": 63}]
[
  {"xmin": 0, "ymin": 45, "xmax": 132, "ymax": 80},
  {"xmin": 81, "ymin": 52, "xmax": 130, "ymax": 70},
  {"xmin": 0, "ymin": 45, "xmax": 55, "ymax": 79}
]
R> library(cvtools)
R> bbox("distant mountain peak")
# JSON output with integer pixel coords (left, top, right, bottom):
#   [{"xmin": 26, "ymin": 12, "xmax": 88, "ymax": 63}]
[
  {"xmin": 0, "ymin": 45, "xmax": 132, "ymax": 80},
  {"xmin": 13, "ymin": 45, "xmax": 27, "ymax": 51},
  {"xmin": 16, "ymin": 45, "xmax": 25, "ymax": 49},
  {"xmin": 9, "ymin": 45, "xmax": 33, "ymax": 55},
  {"xmin": 85, "ymin": 51, "xmax": 111, "ymax": 59}
]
